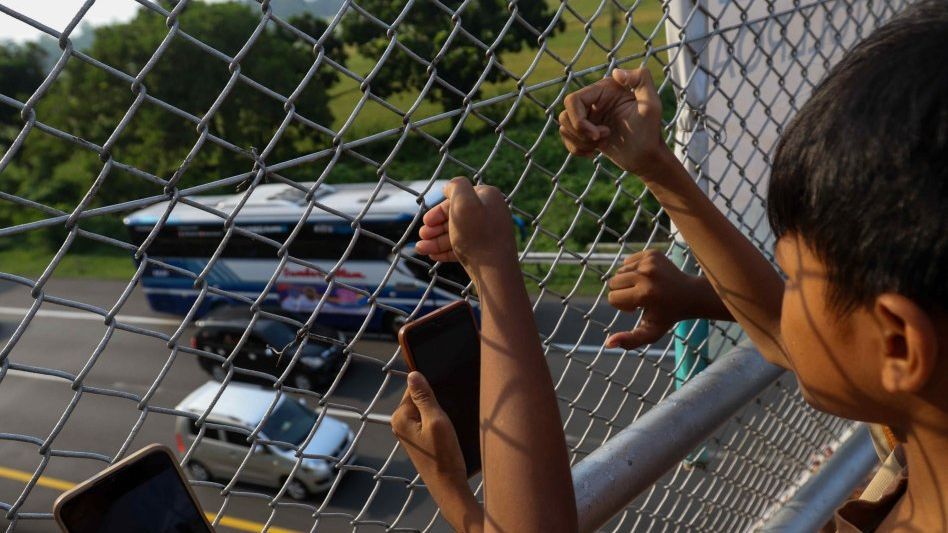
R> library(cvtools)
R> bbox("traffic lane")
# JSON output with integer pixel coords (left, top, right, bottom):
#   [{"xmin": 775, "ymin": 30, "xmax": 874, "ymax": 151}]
[
  {"xmin": 0, "ymin": 274, "xmax": 676, "ymax": 456},
  {"xmin": 0, "ymin": 374, "xmax": 311, "ymax": 527},
  {"xmin": 3, "ymin": 278, "xmax": 789, "ymax": 530},
  {"xmin": 0, "ymin": 306, "xmax": 405, "ymax": 414},
  {"xmin": 0, "ymin": 299, "xmax": 447, "ymax": 531},
  {"xmin": 0, "ymin": 276, "xmax": 676, "ymax": 458},
  {"xmin": 0, "ymin": 308, "xmax": 442, "ymax": 529},
  {"xmin": 0, "ymin": 278, "xmax": 649, "ymax": 349},
  {"xmin": 0, "ymin": 362, "xmax": 750, "ymax": 533},
  {"xmin": 533, "ymin": 290, "xmax": 644, "ymax": 348},
  {"xmin": 0, "ymin": 278, "xmax": 158, "ymax": 321},
  {"xmin": 0, "ymin": 371, "xmax": 446, "ymax": 532},
  {"xmin": 0, "ymin": 301, "xmax": 413, "ymax": 481},
  {"xmin": 0, "ymin": 279, "xmax": 679, "ymax": 523},
  {"xmin": 0, "ymin": 348, "xmax": 436, "ymax": 529}
]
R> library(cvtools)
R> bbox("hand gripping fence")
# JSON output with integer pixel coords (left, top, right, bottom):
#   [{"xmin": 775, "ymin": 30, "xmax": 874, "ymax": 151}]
[{"xmin": 0, "ymin": 0, "xmax": 909, "ymax": 531}]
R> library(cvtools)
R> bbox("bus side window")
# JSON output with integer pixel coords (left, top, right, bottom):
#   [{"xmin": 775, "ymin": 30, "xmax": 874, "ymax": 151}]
[{"xmin": 129, "ymin": 221, "xmax": 413, "ymax": 261}]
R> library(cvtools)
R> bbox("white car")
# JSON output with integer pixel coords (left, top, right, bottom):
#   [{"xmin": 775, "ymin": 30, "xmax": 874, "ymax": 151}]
[{"xmin": 174, "ymin": 381, "xmax": 355, "ymax": 500}]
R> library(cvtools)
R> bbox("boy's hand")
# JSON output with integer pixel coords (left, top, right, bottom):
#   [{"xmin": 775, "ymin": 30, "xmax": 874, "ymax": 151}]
[
  {"xmin": 559, "ymin": 68, "xmax": 670, "ymax": 177},
  {"xmin": 606, "ymin": 250, "xmax": 731, "ymax": 349},
  {"xmin": 415, "ymin": 177, "xmax": 518, "ymax": 280},
  {"xmin": 392, "ymin": 372, "xmax": 474, "ymax": 512}
]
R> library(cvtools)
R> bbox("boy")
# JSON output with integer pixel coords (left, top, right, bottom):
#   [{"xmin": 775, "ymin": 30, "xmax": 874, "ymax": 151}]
[{"xmin": 391, "ymin": 2, "xmax": 947, "ymax": 531}]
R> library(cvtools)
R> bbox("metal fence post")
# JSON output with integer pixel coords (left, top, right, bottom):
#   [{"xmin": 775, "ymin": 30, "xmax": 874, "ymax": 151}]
[
  {"xmin": 572, "ymin": 345, "xmax": 784, "ymax": 532},
  {"xmin": 759, "ymin": 424, "xmax": 878, "ymax": 533},
  {"xmin": 665, "ymin": 0, "xmax": 712, "ymax": 388}
]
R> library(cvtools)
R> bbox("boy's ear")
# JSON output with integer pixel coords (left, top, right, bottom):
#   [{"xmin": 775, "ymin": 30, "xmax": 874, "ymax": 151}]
[{"xmin": 874, "ymin": 293, "xmax": 938, "ymax": 394}]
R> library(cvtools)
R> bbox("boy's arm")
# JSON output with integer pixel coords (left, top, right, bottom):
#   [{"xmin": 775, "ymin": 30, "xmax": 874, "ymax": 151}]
[
  {"xmin": 413, "ymin": 179, "xmax": 577, "ymax": 533},
  {"xmin": 474, "ymin": 245, "xmax": 577, "ymax": 532},
  {"xmin": 560, "ymin": 68, "xmax": 789, "ymax": 369}
]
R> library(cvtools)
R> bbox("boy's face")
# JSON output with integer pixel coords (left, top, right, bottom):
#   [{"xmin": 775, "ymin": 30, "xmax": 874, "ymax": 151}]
[{"xmin": 774, "ymin": 235, "xmax": 893, "ymax": 421}]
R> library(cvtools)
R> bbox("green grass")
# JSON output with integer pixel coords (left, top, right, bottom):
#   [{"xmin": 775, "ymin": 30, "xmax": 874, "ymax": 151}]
[
  {"xmin": 0, "ymin": 247, "xmax": 136, "ymax": 280},
  {"xmin": 329, "ymin": 0, "xmax": 666, "ymax": 138}
]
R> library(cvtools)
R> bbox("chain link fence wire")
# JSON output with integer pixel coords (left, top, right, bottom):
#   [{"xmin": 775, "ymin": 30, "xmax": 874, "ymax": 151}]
[{"xmin": 0, "ymin": 0, "xmax": 908, "ymax": 531}]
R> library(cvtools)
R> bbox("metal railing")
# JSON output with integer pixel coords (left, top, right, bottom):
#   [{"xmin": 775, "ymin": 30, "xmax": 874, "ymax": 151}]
[{"xmin": 0, "ymin": 0, "xmax": 909, "ymax": 531}]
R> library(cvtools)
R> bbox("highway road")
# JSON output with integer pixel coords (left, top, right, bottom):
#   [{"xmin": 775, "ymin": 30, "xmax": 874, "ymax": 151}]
[{"xmin": 0, "ymin": 278, "xmax": 677, "ymax": 532}]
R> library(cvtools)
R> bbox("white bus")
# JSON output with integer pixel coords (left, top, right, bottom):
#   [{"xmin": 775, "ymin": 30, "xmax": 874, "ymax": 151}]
[{"xmin": 124, "ymin": 180, "xmax": 470, "ymax": 334}]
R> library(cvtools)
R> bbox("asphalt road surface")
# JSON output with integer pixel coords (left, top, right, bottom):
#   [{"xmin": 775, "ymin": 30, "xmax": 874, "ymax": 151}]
[{"xmin": 0, "ymin": 278, "xmax": 677, "ymax": 532}]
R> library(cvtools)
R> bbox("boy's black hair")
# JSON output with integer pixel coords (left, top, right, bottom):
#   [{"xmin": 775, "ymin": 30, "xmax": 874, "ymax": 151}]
[{"xmin": 768, "ymin": 0, "xmax": 948, "ymax": 313}]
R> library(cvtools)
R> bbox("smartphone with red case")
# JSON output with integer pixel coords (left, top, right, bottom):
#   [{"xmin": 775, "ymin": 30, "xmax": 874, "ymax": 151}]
[{"xmin": 398, "ymin": 300, "xmax": 481, "ymax": 477}]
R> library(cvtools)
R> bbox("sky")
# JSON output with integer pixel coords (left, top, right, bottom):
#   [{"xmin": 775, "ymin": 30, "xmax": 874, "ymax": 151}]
[{"xmin": 1, "ymin": 1, "xmax": 153, "ymax": 43}]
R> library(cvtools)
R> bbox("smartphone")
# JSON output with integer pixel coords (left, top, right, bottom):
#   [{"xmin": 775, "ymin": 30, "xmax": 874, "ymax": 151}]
[
  {"xmin": 53, "ymin": 444, "xmax": 213, "ymax": 533},
  {"xmin": 398, "ymin": 300, "xmax": 481, "ymax": 477}
]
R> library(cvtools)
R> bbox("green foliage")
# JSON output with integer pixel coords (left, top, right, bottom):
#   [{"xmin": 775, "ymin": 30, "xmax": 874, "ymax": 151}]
[
  {"xmin": 341, "ymin": 0, "xmax": 564, "ymax": 117},
  {"xmin": 0, "ymin": 239, "xmax": 135, "ymax": 279},
  {"xmin": 1, "ymin": 1, "xmax": 347, "ymax": 247},
  {"xmin": 318, "ymin": 117, "xmax": 660, "ymax": 250},
  {"xmin": 0, "ymin": 41, "xmax": 46, "ymax": 133},
  {"xmin": 1, "ymin": 0, "xmax": 669, "ymax": 266}
]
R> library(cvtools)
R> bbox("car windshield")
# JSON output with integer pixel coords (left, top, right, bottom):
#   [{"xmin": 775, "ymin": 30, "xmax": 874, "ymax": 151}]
[
  {"xmin": 261, "ymin": 398, "xmax": 317, "ymax": 446},
  {"xmin": 254, "ymin": 320, "xmax": 333, "ymax": 352},
  {"xmin": 255, "ymin": 321, "xmax": 297, "ymax": 347}
]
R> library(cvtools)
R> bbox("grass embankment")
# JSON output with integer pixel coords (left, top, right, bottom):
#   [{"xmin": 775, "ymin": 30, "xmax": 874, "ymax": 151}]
[
  {"xmin": 0, "ymin": 247, "xmax": 135, "ymax": 280},
  {"xmin": 328, "ymin": 0, "xmax": 666, "ymax": 139}
]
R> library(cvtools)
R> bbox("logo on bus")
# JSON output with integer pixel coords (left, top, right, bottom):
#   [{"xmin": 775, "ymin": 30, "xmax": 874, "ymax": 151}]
[{"xmin": 282, "ymin": 265, "xmax": 366, "ymax": 279}]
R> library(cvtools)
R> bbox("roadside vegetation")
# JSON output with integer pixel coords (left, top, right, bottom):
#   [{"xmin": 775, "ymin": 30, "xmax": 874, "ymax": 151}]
[{"xmin": 0, "ymin": 0, "xmax": 671, "ymax": 291}]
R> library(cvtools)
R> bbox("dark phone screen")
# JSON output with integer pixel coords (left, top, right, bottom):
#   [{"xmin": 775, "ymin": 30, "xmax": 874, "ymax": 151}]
[
  {"xmin": 59, "ymin": 450, "xmax": 211, "ymax": 533},
  {"xmin": 404, "ymin": 304, "xmax": 481, "ymax": 477}
]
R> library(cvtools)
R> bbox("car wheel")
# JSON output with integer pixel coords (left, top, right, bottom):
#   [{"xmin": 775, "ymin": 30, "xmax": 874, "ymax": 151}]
[
  {"xmin": 291, "ymin": 372, "xmax": 313, "ymax": 391},
  {"xmin": 187, "ymin": 461, "xmax": 212, "ymax": 482},
  {"xmin": 285, "ymin": 478, "xmax": 309, "ymax": 501},
  {"xmin": 210, "ymin": 365, "xmax": 227, "ymax": 382}
]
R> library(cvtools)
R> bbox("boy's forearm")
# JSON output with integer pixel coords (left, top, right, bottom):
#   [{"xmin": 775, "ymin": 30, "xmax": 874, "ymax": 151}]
[
  {"xmin": 642, "ymin": 150, "xmax": 788, "ymax": 368},
  {"xmin": 688, "ymin": 275, "xmax": 736, "ymax": 322},
  {"xmin": 471, "ymin": 260, "xmax": 578, "ymax": 533},
  {"xmin": 434, "ymin": 484, "xmax": 485, "ymax": 533}
]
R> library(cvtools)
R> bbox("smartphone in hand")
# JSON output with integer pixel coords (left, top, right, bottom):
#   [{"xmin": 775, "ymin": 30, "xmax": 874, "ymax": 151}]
[
  {"xmin": 53, "ymin": 444, "xmax": 213, "ymax": 533},
  {"xmin": 398, "ymin": 300, "xmax": 481, "ymax": 477}
]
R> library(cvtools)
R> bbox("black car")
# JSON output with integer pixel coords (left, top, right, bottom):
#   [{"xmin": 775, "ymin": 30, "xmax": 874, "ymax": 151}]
[{"xmin": 191, "ymin": 312, "xmax": 346, "ymax": 390}]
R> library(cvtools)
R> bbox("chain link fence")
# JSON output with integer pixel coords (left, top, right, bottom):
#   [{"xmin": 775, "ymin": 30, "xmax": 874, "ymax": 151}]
[{"xmin": 0, "ymin": 0, "xmax": 909, "ymax": 531}]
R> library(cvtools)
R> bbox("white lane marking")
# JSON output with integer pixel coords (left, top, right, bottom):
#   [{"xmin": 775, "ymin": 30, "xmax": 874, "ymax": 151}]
[
  {"xmin": 325, "ymin": 408, "xmax": 392, "ymax": 425},
  {"xmin": 0, "ymin": 306, "xmax": 184, "ymax": 327},
  {"xmin": 3, "ymin": 368, "xmax": 68, "ymax": 383},
  {"xmin": 1, "ymin": 308, "xmax": 670, "ymax": 360},
  {"xmin": 7, "ymin": 368, "xmax": 394, "ymax": 424}
]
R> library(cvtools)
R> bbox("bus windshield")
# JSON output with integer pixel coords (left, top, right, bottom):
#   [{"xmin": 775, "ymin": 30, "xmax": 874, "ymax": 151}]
[{"xmin": 255, "ymin": 321, "xmax": 298, "ymax": 347}]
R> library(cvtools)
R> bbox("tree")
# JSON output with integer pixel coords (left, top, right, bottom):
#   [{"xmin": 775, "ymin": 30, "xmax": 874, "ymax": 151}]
[
  {"xmin": 342, "ymin": 0, "xmax": 562, "ymax": 123},
  {"xmin": 1, "ymin": 2, "xmax": 346, "ymax": 245},
  {"xmin": 34, "ymin": 2, "xmax": 345, "ymax": 181},
  {"xmin": 0, "ymin": 42, "xmax": 46, "ymax": 137}
]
